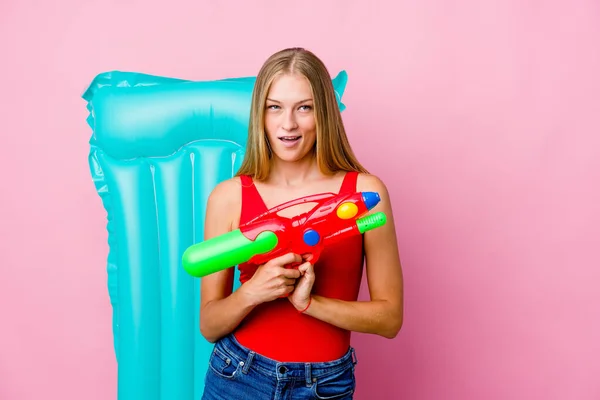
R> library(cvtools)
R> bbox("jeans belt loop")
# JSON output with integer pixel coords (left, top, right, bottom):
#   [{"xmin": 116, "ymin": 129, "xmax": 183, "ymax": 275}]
[
  {"xmin": 305, "ymin": 363, "xmax": 312, "ymax": 386},
  {"xmin": 243, "ymin": 351, "xmax": 254, "ymax": 374}
]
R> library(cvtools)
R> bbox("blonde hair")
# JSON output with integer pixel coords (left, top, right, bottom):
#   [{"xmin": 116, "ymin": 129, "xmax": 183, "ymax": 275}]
[{"xmin": 235, "ymin": 47, "xmax": 368, "ymax": 181}]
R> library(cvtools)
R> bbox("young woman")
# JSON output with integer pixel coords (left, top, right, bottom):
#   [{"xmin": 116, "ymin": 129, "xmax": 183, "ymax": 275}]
[{"xmin": 200, "ymin": 47, "xmax": 403, "ymax": 400}]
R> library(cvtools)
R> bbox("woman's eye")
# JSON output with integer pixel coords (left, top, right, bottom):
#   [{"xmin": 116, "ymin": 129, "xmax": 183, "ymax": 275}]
[{"xmin": 266, "ymin": 104, "xmax": 311, "ymax": 111}]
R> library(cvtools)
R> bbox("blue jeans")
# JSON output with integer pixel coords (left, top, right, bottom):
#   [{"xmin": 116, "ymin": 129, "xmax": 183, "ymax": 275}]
[{"xmin": 201, "ymin": 334, "xmax": 357, "ymax": 400}]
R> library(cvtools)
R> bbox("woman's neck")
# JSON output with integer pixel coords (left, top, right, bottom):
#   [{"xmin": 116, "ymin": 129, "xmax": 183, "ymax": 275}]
[{"xmin": 268, "ymin": 154, "xmax": 320, "ymax": 187}]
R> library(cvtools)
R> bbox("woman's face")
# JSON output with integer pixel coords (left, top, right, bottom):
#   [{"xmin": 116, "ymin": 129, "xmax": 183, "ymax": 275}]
[{"xmin": 264, "ymin": 73, "xmax": 317, "ymax": 163}]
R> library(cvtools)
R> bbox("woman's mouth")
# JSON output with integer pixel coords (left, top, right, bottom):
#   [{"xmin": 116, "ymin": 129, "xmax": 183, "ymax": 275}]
[
  {"xmin": 278, "ymin": 136, "xmax": 301, "ymax": 142},
  {"xmin": 278, "ymin": 136, "xmax": 302, "ymax": 148}
]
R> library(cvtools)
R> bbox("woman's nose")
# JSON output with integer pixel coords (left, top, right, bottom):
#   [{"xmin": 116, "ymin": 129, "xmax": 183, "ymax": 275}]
[{"xmin": 281, "ymin": 110, "xmax": 298, "ymax": 131}]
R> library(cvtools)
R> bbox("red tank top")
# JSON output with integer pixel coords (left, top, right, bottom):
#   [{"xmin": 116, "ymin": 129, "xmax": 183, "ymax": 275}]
[{"xmin": 233, "ymin": 172, "xmax": 365, "ymax": 362}]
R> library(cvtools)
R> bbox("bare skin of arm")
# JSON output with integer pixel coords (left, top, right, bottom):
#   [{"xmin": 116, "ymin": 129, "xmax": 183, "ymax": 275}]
[
  {"xmin": 288, "ymin": 174, "xmax": 404, "ymax": 339},
  {"xmin": 199, "ymin": 178, "xmax": 304, "ymax": 343}
]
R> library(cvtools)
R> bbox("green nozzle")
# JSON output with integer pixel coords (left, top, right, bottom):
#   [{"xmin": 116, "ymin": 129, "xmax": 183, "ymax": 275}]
[
  {"xmin": 356, "ymin": 212, "xmax": 387, "ymax": 233},
  {"xmin": 182, "ymin": 229, "xmax": 278, "ymax": 277}
]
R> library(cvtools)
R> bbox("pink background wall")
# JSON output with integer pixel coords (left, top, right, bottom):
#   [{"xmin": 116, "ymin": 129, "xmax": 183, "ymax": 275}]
[{"xmin": 1, "ymin": 1, "xmax": 599, "ymax": 399}]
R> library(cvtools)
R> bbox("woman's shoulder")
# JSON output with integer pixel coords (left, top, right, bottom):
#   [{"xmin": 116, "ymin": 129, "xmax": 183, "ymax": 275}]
[
  {"xmin": 206, "ymin": 177, "xmax": 243, "ymax": 216},
  {"xmin": 355, "ymin": 172, "xmax": 389, "ymax": 194},
  {"xmin": 209, "ymin": 176, "xmax": 242, "ymax": 198}
]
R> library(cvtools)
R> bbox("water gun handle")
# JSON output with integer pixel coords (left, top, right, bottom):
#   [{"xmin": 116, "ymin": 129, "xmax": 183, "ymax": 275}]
[{"xmin": 246, "ymin": 192, "xmax": 337, "ymax": 225}]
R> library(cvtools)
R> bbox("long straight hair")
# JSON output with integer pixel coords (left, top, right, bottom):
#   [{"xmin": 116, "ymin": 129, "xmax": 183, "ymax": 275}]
[{"xmin": 236, "ymin": 47, "xmax": 368, "ymax": 181}]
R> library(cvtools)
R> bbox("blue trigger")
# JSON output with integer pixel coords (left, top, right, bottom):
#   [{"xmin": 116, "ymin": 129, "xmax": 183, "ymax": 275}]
[{"xmin": 303, "ymin": 229, "xmax": 320, "ymax": 246}]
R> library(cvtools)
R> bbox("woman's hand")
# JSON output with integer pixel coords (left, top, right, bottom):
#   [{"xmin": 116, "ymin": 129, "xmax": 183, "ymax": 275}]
[
  {"xmin": 238, "ymin": 252, "xmax": 303, "ymax": 306},
  {"xmin": 288, "ymin": 259, "xmax": 315, "ymax": 312}
]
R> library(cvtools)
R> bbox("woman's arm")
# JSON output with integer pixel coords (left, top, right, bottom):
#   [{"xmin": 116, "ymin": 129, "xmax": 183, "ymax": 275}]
[
  {"xmin": 289, "ymin": 174, "xmax": 404, "ymax": 339},
  {"xmin": 199, "ymin": 178, "xmax": 304, "ymax": 343},
  {"xmin": 198, "ymin": 178, "xmax": 256, "ymax": 343}
]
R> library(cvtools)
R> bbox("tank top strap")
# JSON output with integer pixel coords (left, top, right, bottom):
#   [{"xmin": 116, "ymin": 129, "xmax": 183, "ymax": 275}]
[
  {"xmin": 239, "ymin": 174, "xmax": 268, "ymax": 223},
  {"xmin": 338, "ymin": 171, "xmax": 359, "ymax": 194},
  {"xmin": 239, "ymin": 174, "xmax": 252, "ymax": 187}
]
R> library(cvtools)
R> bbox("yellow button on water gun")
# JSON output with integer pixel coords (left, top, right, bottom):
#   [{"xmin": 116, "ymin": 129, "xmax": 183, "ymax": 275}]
[{"xmin": 336, "ymin": 202, "xmax": 358, "ymax": 219}]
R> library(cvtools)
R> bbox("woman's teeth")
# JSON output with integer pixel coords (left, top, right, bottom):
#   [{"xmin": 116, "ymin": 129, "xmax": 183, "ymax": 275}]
[{"xmin": 279, "ymin": 136, "xmax": 300, "ymax": 141}]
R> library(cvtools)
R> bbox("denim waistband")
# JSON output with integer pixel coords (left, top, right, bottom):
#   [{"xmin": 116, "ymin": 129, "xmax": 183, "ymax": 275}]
[{"xmin": 215, "ymin": 334, "xmax": 357, "ymax": 383}]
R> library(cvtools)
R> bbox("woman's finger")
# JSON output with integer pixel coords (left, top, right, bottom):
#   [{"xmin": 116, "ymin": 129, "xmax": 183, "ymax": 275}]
[
  {"xmin": 268, "ymin": 252, "xmax": 302, "ymax": 267},
  {"xmin": 298, "ymin": 261, "xmax": 312, "ymax": 275}
]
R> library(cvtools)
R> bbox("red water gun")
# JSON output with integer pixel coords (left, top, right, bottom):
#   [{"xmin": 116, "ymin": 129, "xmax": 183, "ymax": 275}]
[{"xmin": 182, "ymin": 191, "xmax": 387, "ymax": 277}]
